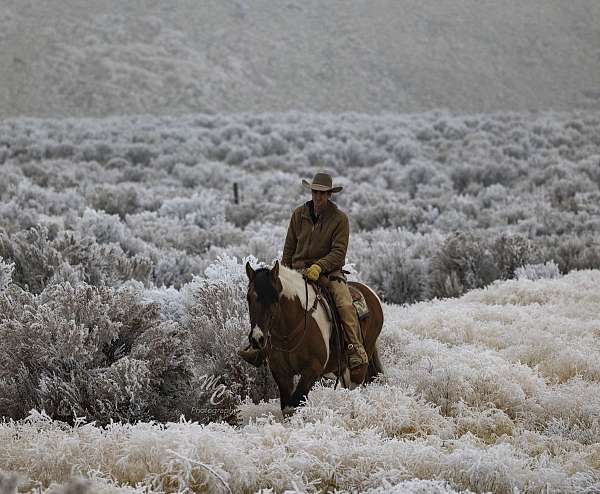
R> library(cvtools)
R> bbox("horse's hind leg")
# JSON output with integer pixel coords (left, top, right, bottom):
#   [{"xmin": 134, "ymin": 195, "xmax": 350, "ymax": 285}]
[{"xmin": 365, "ymin": 345, "xmax": 384, "ymax": 383}]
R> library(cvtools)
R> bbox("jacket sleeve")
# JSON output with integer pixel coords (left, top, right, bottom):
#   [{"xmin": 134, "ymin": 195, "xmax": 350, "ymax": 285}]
[
  {"xmin": 316, "ymin": 214, "xmax": 349, "ymax": 274},
  {"xmin": 281, "ymin": 210, "xmax": 298, "ymax": 268}
]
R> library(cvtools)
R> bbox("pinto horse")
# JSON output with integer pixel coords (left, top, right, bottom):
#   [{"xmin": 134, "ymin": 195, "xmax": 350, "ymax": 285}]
[{"xmin": 245, "ymin": 260, "xmax": 384, "ymax": 415}]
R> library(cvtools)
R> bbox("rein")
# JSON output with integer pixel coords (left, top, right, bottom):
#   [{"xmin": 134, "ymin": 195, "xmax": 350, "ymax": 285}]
[{"xmin": 265, "ymin": 278, "xmax": 320, "ymax": 353}]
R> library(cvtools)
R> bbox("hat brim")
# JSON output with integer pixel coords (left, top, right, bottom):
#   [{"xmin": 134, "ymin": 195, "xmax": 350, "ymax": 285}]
[{"xmin": 302, "ymin": 179, "xmax": 343, "ymax": 193}]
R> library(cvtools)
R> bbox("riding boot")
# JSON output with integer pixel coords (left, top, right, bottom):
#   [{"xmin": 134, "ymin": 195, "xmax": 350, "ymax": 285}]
[
  {"xmin": 337, "ymin": 304, "xmax": 369, "ymax": 382},
  {"xmin": 237, "ymin": 345, "xmax": 267, "ymax": 367}
]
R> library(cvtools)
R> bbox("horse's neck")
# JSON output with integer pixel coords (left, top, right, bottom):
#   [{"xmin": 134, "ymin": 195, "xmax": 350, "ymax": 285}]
[
  {"xmin": 276, "ymin": 267, "xmax": 315, "ymax": 328},
  {"xmin": 279, "ymin": 266, "xmax": 314, "ymax": 308}
]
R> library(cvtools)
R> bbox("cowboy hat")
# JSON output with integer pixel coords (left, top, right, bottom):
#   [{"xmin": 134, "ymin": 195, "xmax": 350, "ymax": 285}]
[{"xmin": 301, "ymin": 172, "xmax": 343, "ymax": 193}]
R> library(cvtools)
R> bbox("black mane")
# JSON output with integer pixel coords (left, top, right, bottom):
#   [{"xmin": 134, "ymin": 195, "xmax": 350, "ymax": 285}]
[{"xmin": 254, "ymin": 268, "xmax": 279, "ymax": 305}]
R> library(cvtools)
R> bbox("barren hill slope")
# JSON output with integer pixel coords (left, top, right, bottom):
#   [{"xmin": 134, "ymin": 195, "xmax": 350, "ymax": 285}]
[{"xmin": 1, "ymin": 0, "xmax": 599, "ymax": 117}]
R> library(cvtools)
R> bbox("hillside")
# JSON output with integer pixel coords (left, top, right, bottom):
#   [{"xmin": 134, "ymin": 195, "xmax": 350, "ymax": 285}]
[{"xmin": 1, "ymin": 0, "xmax": 599, "ymax": 117}]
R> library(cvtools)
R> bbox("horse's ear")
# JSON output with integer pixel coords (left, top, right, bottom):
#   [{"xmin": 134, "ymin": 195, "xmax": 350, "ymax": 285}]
[
  {"xmin": 271, "ymin": 260, "xmax": 280, "ymax": 281},
  {"xmin": 246, "ymin": 261, "xmax": 255, "ymax": 281}
]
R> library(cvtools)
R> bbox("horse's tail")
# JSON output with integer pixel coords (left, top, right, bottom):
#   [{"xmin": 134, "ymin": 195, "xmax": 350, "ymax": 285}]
[{"xmin": 365, "ymin": 345, "xmax": 384, "ymax": 383}]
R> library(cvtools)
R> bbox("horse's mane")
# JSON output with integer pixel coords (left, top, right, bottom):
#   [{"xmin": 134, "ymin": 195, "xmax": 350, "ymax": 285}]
[
  {"xmin": 254, "ymin": 268, "xmax": 279, "ymax": 305},
  {"xmin": 253, "ymin": 264, "xmax": 315, "ymax": 307}
]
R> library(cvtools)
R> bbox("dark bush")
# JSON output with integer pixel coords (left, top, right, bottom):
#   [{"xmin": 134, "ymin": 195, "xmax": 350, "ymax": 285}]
[
  {"xmin": 0, "ymin": 281, "xmax": 203, "ymax": 424},
  {"xmin": 431, "ymin": 231, "xmax": 498, "ymax": 298},
  {"xmin": 0, "ymin": 226, "xmax": 61, "ymax": 294},
  {"xmin": 491, "ymin": 233, "xmax": 535, "ymax": 279}
]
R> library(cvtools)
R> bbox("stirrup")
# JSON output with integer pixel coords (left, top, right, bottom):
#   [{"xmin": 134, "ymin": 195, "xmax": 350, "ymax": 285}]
[{"xmin": 347, "ymin": 344, "xmax": 368, "ymax": 368}]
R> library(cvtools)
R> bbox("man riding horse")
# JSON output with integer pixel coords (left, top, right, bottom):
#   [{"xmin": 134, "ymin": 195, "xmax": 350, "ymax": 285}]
[{"xmin": 239, "ymin": 172, "xmax": 369, "ymax": 382}]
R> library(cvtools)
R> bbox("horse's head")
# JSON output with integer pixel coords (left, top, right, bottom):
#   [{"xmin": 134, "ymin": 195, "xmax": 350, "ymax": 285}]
[{"xmin": 245, "ymin": 260, "xmax": 283, "ymax": 348}]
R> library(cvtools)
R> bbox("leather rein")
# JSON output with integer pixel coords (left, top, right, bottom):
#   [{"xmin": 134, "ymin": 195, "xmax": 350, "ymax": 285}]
[{"xmin": 264, "ymin": 278, "xmax": 321, "ymax": 353}]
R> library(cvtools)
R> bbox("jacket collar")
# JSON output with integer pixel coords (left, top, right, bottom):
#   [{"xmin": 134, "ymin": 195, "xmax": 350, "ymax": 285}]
[{"xmin": 302, "ymin": 200, "xmax": 336, "ymax": 222}]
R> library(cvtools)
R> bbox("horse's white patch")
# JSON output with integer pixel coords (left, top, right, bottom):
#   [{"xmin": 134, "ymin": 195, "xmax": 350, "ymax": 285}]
[
  {"xmin": 279, "ymin": 265, "xmax": 310, "ymax": 308},
  {"xmin": 250, "ymin": 325, "xmax": 265, "ymax": 346},
  {"xmin": 278, "ymin": 265, "xmax": 330, "ymax": 366},
  {"xmin": 344, "ymin": 368, "xmax": 360, "ymax": 390},
  {"xmin": 292, "ymin": 374, "xmax": 301, "ymax": 394}
]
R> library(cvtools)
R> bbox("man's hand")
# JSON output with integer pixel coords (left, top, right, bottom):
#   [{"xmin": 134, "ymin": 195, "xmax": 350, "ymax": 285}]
[{"xmin": 305, "ymin": 264, "xmax": 322, "ymax": 282}]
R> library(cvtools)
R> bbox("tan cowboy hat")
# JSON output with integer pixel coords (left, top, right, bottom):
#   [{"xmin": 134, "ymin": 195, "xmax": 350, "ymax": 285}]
[{"xmin": 301, "ymin": 172, "xmax": 343, "ymax": 193}]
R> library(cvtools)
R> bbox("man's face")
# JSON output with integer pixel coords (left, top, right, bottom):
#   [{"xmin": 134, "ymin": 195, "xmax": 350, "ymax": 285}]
[{"xmin": 312, "ymin": 190, "xmax": 330, "ymax": 214}]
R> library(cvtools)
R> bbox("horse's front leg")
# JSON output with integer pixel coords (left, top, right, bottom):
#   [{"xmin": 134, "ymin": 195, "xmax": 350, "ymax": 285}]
[
  {"xmin": 270, "ymin": 367, "xmax": 295, "ymax": 416},
  {"xmin": 288, "ymin": 362, "xmax": 321, "ymax": 409}
]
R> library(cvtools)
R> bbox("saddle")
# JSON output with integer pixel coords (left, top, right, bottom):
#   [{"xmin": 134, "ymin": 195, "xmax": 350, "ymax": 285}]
[
  {"xmin": 349, "ymin": 284, "xmax": 370, "ymax": 320},
  {"xmin": 312, "ymin": 277, "xmax": 370, "ymax": 323},
  {"xmin": 309, "ymin": 276, "xmax": 369, "ymax": 358}
]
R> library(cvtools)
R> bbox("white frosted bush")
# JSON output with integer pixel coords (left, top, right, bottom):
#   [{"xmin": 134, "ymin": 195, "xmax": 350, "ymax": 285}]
[
  {"xmin": 0, "ymin": 225, "xmax": 61, "ymax": 293},
  {"xmin": 0, "ymin": 280, "xmax": 205, "ymax": 424},
  {"xmin": 87, "ymin": 184, "xmax": 141, "ymax": 219},
  {"xmin": 0, "ymin": 112, "xmax": 600, "ymax": 491},
  {"xmin": 158, "ymin": 192, "xmax": 226, "ymax": 229},
  {"xmin": 515, "ymin": 261, "xmax": 560, "ymax": 281},
  {"xmin": 0, "ymin": 258, "xmax": 14, "ymax": 292},
  {"xmin": 152, "ymin": 248, "xmax": 206, "ymax": 288},
  {"xmin": 141, "ymin": 285, "xmax": 185, "ymax": 322},
  {"xmin": 78, "ymin": 208, "xmax": 128, "ymax": 245},
  {"xmin": 2, "ymin": 112, "xmax": 600, "ymax": 303}
]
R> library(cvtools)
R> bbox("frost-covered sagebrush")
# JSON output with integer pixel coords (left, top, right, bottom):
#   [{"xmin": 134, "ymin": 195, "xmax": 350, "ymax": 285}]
[
  {"xmin": 1, "ymin": 111, "xmax": 600, "ymax": 491},
  {"xmin": 1, "ymin": 112, "xmax": 600, "ymax": 300}
]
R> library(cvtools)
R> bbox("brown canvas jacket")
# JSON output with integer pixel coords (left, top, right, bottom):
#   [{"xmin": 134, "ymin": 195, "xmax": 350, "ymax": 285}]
[{"xmin": 282, "ymin": 200, "xmax": 349, "ymax": 275}]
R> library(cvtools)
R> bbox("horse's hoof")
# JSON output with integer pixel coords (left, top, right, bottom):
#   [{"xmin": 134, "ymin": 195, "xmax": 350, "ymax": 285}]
[
  {"xmin": 282, "ymin": 406, "xmax": 296, "ymax": 418},
  {"xmin": 350, "ymin": 363, "xmax": 368, "ymax": 385}
]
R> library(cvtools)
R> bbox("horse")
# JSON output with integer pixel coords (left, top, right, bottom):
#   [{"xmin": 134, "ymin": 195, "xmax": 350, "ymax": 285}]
[{"xmin": 245, "ymin": 260, "xmax": 384, "ymax": 415}]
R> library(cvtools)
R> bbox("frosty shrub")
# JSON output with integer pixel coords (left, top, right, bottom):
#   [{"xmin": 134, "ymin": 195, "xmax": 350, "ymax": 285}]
[
  {"xmin": 152, "ymin": 248, "xmax": 207, "ymax": 288},
  {"xmin": 0, "ymin": 226, "xmax": 61, "ymax": 294},
  {"xmin": 158, "ymin": 192, "xmax": 226, "ymax": 229},
  {"xmin": 351, "ymin": 230, "xmax": 441, "ymax": 304},
  {"xmin": 515, "ymin": 261, "xmax": 561, "ymax": 281},
  {"xmin": 0, "ymin": 258, "xmax": 14, "ymax": 293},
  {"xmin": 77, "ymin": 208, "xmax": 128, "ymax": 246},
  {"xmin": 79, "ymin": 142, "xmax": 114, "ymax": 163},
  {"xmin": 124, "ymin": 144, "xmax": 155, "ymax": 166},
  {"xmin": 431, "ymin": 231, "xmax": 498, "ymax": 298},
  {"xmin": 225, "ymin": 201, "xmax": 260, "ymax": 228},
  {"xmin": 381, "ymin": 259, "xmax": 429, "ymax": 305},
  {"xmin": 393, "ymin": 138, "xmax": 418, "ymax": 165},
  {"xmin": 224, "ymin": 221, "xmax": 286, "ymax": 266},
  {"xmin": 182, "ymin": 257, "xmax": 277, "ymax": 422},
  {"xmin": 0, "ymin": 281, "xmax": 204, "ymax": 424},
  {"xmin": 129, "ymin": 320, "xmax": 197, "ymax": 422},
  {"xmin": 53, "ymin": 232, "xmax": 153, "ymax": 287},
  {"xmin": 542, "ymin": 234, "xmax": 600, "ymax": 273},
  {"xmin": 87, "ymin": 184, "xmax": 141, "ymax": 219},
  {"xmin": 490, "ymin": 232, "xmax": 534, "ymax": 279}
]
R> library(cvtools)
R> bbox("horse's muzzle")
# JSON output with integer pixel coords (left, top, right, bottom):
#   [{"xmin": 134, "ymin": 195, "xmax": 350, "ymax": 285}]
[{"xmin": 250, "ymin": 325, "xmax": 266, "ymax": 349}]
